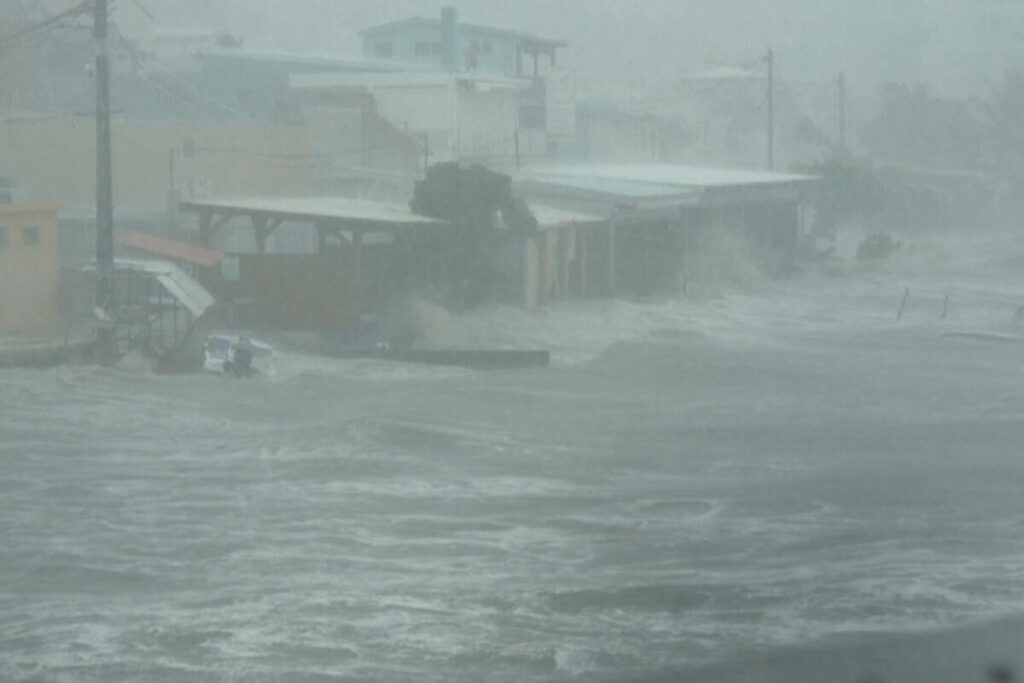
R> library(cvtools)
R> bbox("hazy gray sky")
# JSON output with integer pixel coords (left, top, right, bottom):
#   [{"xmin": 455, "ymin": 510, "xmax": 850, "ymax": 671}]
[{"xmin": 121, "ymin": 1, "xmax": 1024, "ymax": 100}]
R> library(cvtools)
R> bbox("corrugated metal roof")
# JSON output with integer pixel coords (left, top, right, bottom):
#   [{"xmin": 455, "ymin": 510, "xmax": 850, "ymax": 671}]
[
  {"xmin": 119, "ymin": 232, "xmax": 224, "ymax": 267},
  {"xmin": 515, "ymin": 164, "xmax": 815, "ymax": 207},
  {"xmin": 86, "ymin": 259, "xmax": 216, "ymax": 318},
  {"xmin": 180, "ymin": 197, "xmax": 450, "ymax": 229},
  {"xmin": 522, "ymin": 164, "xmax": 814, "ymax": 190}
]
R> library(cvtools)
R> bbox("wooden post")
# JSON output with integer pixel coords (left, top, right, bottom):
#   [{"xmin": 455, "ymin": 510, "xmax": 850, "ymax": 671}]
[
  {"xmin": 316, "ymin": 222, "xmax": 328, "ymax": 253},
  {"xmin": 578, "ymin": 227, "xmax": 588, "ymax": 297},
  {"xmin": 94, "ymin": 0, "xmax": 115, "ymax": 363},
  {"xmin": 766, "ymin": 48, "xmax": 774, "ymax": 170},
  {"xmin": 607, "ymin": 221, "xmax": 617, "ymax": 296},
  {"xmin": 352, "ymin": 231, "xmax": 363, "ymax": 315},
  {"xmin": 199, "ymin": 210, "xmax": 212, "ymax": 247},
  {"xmin": 252, "ymin": 215, "xmax": 268, "ymax": 253},
  {"xmin": 838, "ymin": 71, "xmax": 847, "ymax": 154}
]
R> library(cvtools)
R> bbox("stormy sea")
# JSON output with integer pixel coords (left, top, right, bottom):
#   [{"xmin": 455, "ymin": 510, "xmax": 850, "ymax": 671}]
[{"xmin": 3, "ymin": 225, "xmax": 1024, "ymax": 683}]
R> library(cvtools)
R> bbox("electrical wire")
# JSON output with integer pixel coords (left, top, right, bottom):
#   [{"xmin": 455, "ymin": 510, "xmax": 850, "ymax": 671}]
[{"xmin": 0, "ymin": 0, "xmax": 106, "ymax": 56}]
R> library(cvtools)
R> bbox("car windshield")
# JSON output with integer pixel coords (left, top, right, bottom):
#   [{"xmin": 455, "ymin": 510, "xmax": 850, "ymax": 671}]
[{"xmin": 205, "ymin": 337, "xmax": 231, "ymax": 356}]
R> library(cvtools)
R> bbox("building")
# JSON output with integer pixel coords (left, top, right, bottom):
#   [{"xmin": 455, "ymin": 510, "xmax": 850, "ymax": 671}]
[
  {"xmin": 521, "ymin": 205, "xmax": 607, "ymax": 308},
  {"xmin": 0, "ymin": 117, "xmax": 328, "ymax": 265},
  {"xmin": 0, "ymin": 203, "xmax": 61, "ymax": 335},
  {"xmin": 289, "ymin": 8, "xmax": 574, "ymax": 166},
  {"xmin": 359, "ymin": 8, "xmax": 565, "ymax": 80},
  {"xmin": 192, "ymin": 50, "xmax": 405, "ymax": 122},
  {"xmin": 178, "ymin": 196, "xmax": 451, "ymax": 330},
  {"xmin": 515, "ymin": 164, "xmax": 816, "ymax": 296},
  {"xmin": 569, "ymin": 100, "xmax": 697, "ymax": 164}
]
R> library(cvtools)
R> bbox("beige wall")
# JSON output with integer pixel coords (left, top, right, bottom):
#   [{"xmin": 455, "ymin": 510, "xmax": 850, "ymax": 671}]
[
  {"xmin": 0, "ymin": 120, "xmax": 319, "ymax": 211},
  {"xmin": 523, "ymin": 224, "xmax": 587, "ymax": 308},
  {"xmin": 0, "ymin": 205, "xmax": 60, "ymax": 335}
]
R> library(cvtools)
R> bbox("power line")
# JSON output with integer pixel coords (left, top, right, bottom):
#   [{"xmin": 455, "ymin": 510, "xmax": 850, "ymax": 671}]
[
  {"xmin": 130, "ymin": 0, "xmax": 155, "ymax": 22},
  {"xmin": 0, "ymin": 0, "xmax": 106, "ymax": 56},
  {"xmin": 116, "ymin": 37, "xmax": 254, "ymax": 122}
]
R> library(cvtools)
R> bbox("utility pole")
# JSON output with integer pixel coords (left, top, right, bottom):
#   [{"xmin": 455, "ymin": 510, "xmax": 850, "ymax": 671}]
[
  {"xmin": 94, "ymin": 0, "xmax": 115, "ymax": 363},
  {"xmin": 766, "ymin": 48, "xmax": 774, "ymax": 170},
  {"xmin": 837, "ymin": 71, "xmax": 847, "ymax": 155}
]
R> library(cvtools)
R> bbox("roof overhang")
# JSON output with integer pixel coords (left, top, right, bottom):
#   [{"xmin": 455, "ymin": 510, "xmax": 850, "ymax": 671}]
[
  {"xmin": 179, "ymin": 196, "xmax": 450, "ymax": 232},
  {"xmin": 514, "ymin": 164, "xmax": 816, "ymax": 214},
  {"xmin": 119, "ymin": 232, "xmax": 225, "ymax": 267}
]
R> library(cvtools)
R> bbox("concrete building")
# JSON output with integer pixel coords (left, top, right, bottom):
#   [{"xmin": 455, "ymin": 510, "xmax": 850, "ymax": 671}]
[
  {"xmin": 289, "ymin": 8, "xmax": 574, "ymax": 167},
  {"xmin": 292, "ymin": 69, "xmax": 553, "ymax": 169},
  {"xmin": 0, "ymin": 203, "xmax": 61, "ymax": 335},
  {"xmin": 0, "ymin": 117, "xmax": 327, "ymax": 264},
  {"xmin": 359, "ymin": 8, "xmax": 565, "ymax": 80},
  {"xmin": 569, "ymin": 100, "xmax": 697, "ymax": 164}
]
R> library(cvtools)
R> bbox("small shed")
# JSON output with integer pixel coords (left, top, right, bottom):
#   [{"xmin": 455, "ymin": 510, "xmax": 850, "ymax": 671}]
[
  {"xmin": 524, "ymin": 204, "xmax": 607, "ymax": 307},
  {"xmin": 0, "ymin": 204, "xmax": 61, "ymax": 335}
]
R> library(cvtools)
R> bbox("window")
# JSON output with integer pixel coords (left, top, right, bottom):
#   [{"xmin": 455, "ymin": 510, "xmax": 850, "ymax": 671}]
[
  {"xmin": 414, "ymin": 42, "xmax": 430, "ymax": 56},
  {"xmin": 431, "ymin": 42, "xmax": 441, "ymax": 55},
  {"xmin": 22, "ymin": 226, "xmax": 40, "ymax": 246},
  {"xmin": 483, "ymin": 41, "xmax": 493, "ymax": 54},
  {"xmin": 374, "ymin": 41, "xmax": 392, "ymax": 58},
  {"xmin": 0, "ymin": 226, "xmax": 8, "ymax": 248}
]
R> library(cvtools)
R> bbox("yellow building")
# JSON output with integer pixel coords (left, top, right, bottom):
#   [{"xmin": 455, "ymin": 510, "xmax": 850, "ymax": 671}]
[
  {"xmin": 0, "ymin": 120, "xmax": 319, "ymax": 213},
  {"xmin": 0, "ymin": 204, "xmax": 61, "ymax": 335}
]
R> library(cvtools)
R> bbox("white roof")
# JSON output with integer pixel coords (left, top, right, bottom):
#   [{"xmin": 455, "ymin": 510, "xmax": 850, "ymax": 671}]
[
  {"xmin": 180, "ymin": 196, "xmax": 448, "ymax": 229},
  {"xmin": 523, "ymin": 164, "xmax": 813, "ymax": 189},
  {"xmin": 88, "ymin": 258, "xmax": 216, "ymax": 318},
  {"xmin": 514, "ymin": 164, "xmax": 814, "ymax": 206}
]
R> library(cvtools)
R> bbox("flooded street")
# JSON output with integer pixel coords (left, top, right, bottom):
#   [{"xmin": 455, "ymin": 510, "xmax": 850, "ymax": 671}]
[{"xmin": 4, "ymin": 231, "xmax": 1024, "ymax": 682}]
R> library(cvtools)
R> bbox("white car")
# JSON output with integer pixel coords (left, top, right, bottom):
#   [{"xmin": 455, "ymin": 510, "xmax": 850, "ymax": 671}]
[{"xmin": 203, "ymin": 334, "xmax": 277, "ymax": 377}]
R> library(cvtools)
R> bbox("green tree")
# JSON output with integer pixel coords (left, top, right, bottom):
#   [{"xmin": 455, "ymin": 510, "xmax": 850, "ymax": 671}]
[{"xmin": 410, "ymin": 162, "xmax": 536, "ymax": 306}]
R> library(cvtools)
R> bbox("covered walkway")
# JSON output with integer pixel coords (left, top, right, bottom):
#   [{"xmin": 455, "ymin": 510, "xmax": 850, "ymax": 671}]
[{"xmin": 179, "ymin": 196, "xmax": 451, "ymax": 313}]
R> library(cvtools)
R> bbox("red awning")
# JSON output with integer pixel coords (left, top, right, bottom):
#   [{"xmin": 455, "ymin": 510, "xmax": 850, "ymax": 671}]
[{"xmin": 118, "ymin": 232, "xmax": 224, "ymax": 268}]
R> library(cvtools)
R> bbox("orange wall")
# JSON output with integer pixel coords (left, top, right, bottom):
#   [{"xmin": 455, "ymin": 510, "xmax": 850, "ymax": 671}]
[{"xmin": 0, "ymin": 205, "xmax": 61, "ymax": 335}]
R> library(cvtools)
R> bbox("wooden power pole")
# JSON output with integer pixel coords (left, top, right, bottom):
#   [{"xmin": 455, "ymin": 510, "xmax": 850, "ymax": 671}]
[
  {"xmin": 94, "ymin": 0, "xmax": 115, "ymax": 363},
  {"xmin": 838, "ymin": 71, "xmax": 847, "ymax": 154},
  {"xmin": 766, "ymin": 48, "xmax": 774, "ymax": 170}
]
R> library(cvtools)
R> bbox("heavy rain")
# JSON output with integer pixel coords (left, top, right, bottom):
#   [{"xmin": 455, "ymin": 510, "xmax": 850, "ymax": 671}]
[{"xmin": 2, "ymin": 2, "xmax": 1024, "ymax": 682}]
